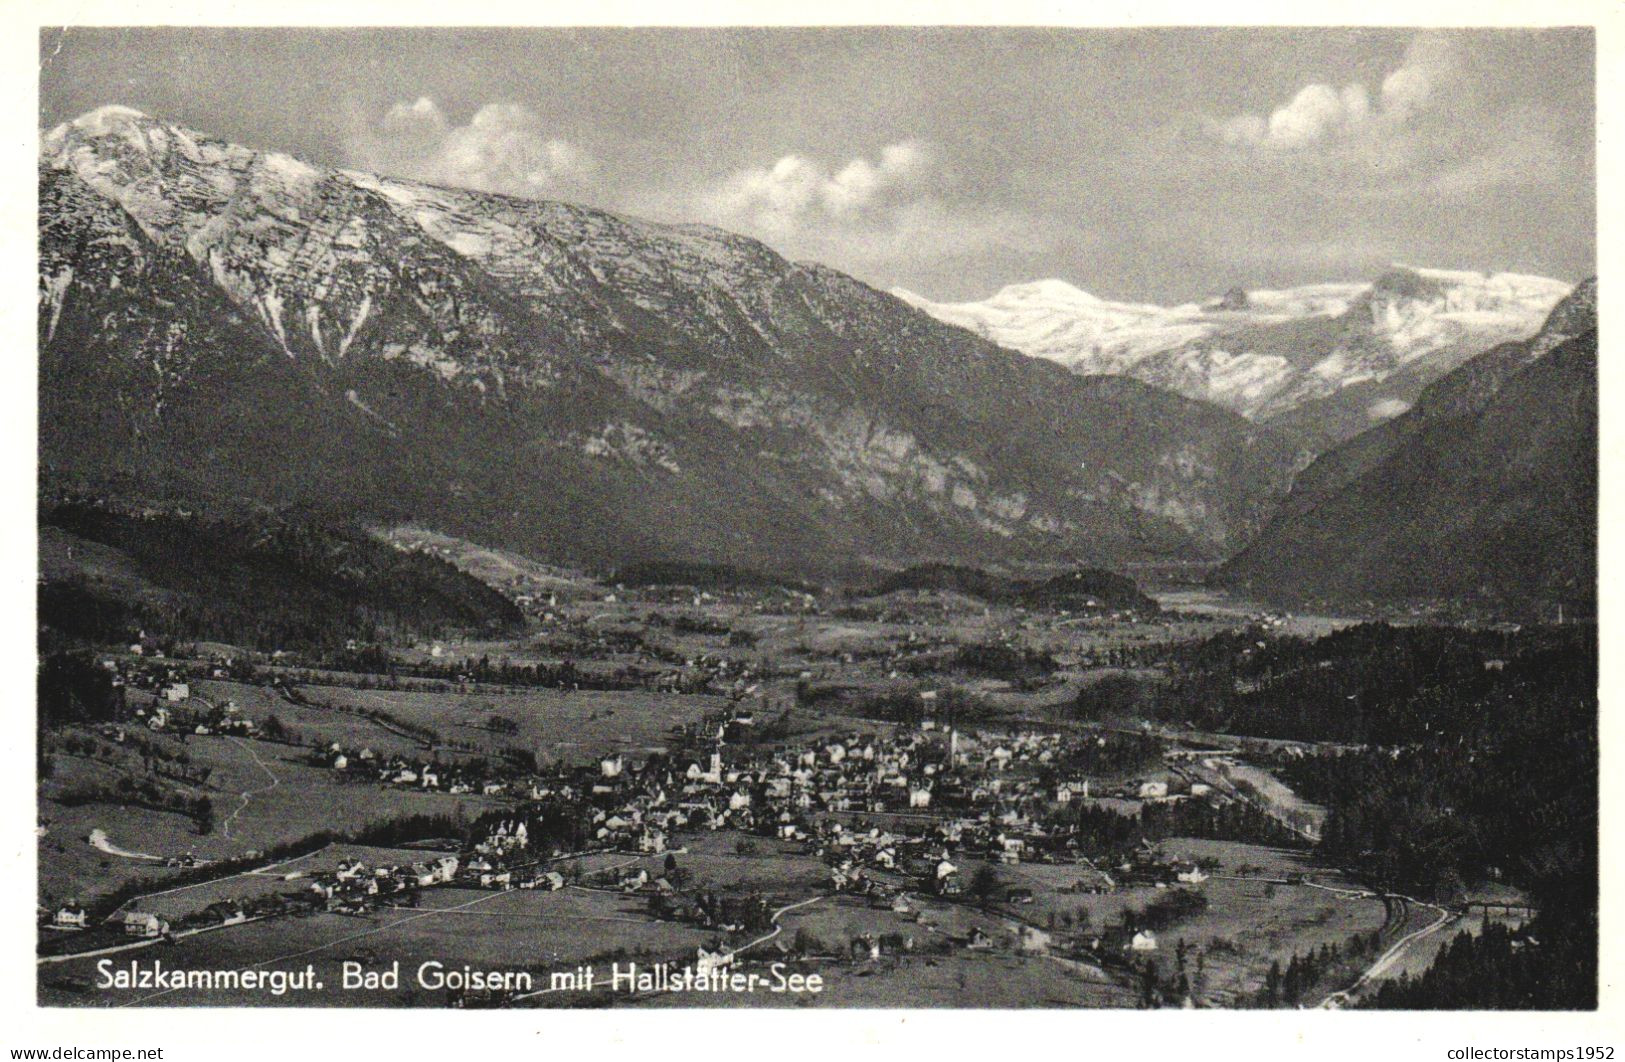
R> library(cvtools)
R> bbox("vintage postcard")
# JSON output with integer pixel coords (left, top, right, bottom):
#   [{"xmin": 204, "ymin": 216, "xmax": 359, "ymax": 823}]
[{"xmin": 12, "ymin": 4, "xmax": 1618, "ymax": 1054}]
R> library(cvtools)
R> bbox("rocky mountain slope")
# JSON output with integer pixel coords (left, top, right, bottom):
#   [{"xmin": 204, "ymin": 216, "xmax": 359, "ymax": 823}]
[
  {"xmin": 895, "ymin": 268, "xmax": 1570, "ymax": 453},
  {"xmin": 40, "ymin": 106, "xmax": 1299, "ymax": 577},
  {"xmin": 1215, "ymin": 279, "xmax": 1597, "ymax": 616}
]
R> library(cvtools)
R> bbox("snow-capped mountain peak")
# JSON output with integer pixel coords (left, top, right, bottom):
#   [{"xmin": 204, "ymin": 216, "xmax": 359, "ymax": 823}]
[
  {"xmin": 989, "ymin": 278, "xmax": 1107, "ymax": 307},
  {"xmin": 898, "ymin": 266, "xmax": 1574, "ymax": 450},
  {"xmin": 39, "ymin": 105, "xmax": 1302, "ymax": 574},
  {"xmin": 46, "ymin": 103, "xmax": 152, "ymax": 139}
]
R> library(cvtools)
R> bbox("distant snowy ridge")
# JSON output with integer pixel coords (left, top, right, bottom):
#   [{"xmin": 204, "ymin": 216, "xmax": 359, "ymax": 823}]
[{"xmin": 895, "ymin": 268, "xmax": 1572, "ymax": 447}]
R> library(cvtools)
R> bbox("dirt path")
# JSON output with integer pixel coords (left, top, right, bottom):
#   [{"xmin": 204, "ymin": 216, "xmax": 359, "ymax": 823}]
[
  {"xmin": 1301, "ymin": 880, "xmax": 1376, "ymax": 898},
  {"xmin": 221, "ymin": 737, "xmax": 280, "ymax": 839},
  {"xmin": 105, "ymin": 848, "xmax": 326, "ymax": 919},
  {"xmin": 38, "ymin": 936, "xmax": 165, "ymax": 966},
  {"xmin": 734, "ymin": 894, "xmax": 825, "ymax": 955},
  {"xmin": 40, "ymin": 914, "xmax": 277, "ymax": 969},
  {"xmin": 951, "ymin": 895, "xmax": 1116, "ymax": 982},
  {"xmin": 86, "ymin": 829, "xmax": 162, "ymax": 861}
]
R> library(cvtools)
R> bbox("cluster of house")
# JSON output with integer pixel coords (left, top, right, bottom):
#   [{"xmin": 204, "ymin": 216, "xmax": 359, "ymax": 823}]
[
  {"xmin": 298, "ymin": 853, "xmax": 466, "ymax": 912},
  {"xmin": 49, "ymin": 695, "xmax": 1236, "ymax": 957},
  {"xmin": 130, "ymin": 697, "xmax": 260, "ymax": 737},
  {"xmin": 50, "ymin": 829, "xmax": 581, "ymax": 937},
  {"xmin": 647, "ymin": 888, "xmax": 774, "ymax": 932},
  {"xmin": 53, "ymin": 900, "xmax": 253, "ymax": 939},
  {"xmin": 316, "ymin": 743, "xmax": 522, "ymax": 797},
  {"xmin": 308, "ymin": 818, "xmax": 622, "ymax": 912},
  {"xmin": 430, "ymin": 711, "xmax": 1229, "ymax": 910},
  {"xmin": 167, "ymin": 697, "xmax": 259, "ymax": 738},
  {"xmin": 93, "ymin": 657, "xmax": 261, "ymax": 737}
]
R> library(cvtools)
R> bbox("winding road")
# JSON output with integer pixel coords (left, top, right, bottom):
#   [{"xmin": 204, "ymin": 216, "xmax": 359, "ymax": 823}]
[{"xmin": 1317, "ymin": 893, "xmax": 1455, "ymax": 1008}]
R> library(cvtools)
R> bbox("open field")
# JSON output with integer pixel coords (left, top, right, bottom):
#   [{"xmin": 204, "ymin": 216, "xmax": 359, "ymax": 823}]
[
  {"xmin": 291, "ymin": 684, "xmax": 726, "ymax": 761},
  {"xmin": 952, "ymin": 837, "xmax": 1389, "ymax": 1007},
  {"xmin": 40, "ymin": 884, "xmax": 717, "ymax": 1007},
  {"xmin": 192, "ymin": 681, "xmax": 425, "ymax": 760},
  {"xmin": 655, "ymin": 832, "xmax": 829, "ymax": 895},
  {"xmin": 648, "ymin": 951, "xmax": 1135, "ymax": 1009},
  {"xmin": 38, "ymin": 736, "xmax": 498, "ymax": 909}
]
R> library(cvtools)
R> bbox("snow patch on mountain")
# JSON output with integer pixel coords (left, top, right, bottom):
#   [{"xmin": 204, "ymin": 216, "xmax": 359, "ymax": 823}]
[
  {"xmin": 896, "ymin": 268, "xmax": 1569, "ymax": 431},
  {"xmin": 41, "ymin": 267, "xmax": 73, "ymax": 345},
  {"xmin": 40, "ymin": 104, "xmax": 1309, "ymax": 568}
]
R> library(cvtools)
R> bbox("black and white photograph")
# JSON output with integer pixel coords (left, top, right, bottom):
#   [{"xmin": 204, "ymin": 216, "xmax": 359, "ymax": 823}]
[{"xmin": 14, "ymin": 6, "xmax": 1616, "ymax": 1040}]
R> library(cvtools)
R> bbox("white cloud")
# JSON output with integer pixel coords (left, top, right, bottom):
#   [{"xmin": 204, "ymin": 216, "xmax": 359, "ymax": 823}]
[
  {"xmin": 605, "ymin": 140, "xmax": 1046, "ymax": 286},
  {"xmin": 1381, "ymin": 33, "xmax": 1462, "ymax": 117},
  {"xmin": 702, "ymin": 141, "xmax": 934, "ymax": 237},
  {"xmin": 677, "ymin": 140, "xmax": 1051, "ymax": 273},
  {"xmin": 1213, "ymin": 32, "xmax": 1462, "ymax": 150},
  {"xmin": 349, "ymin": 98, "xmax": 595, "ymax": 197}
]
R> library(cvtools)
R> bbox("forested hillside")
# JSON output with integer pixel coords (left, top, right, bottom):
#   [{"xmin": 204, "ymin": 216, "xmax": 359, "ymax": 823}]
[
  {"xmin": 1074, "ymin": 621, "xmax": 1597, "ymax": 1009},
  {"xmin": 40, "ymin": 502, "xmax": 524, "ymax": 651}
]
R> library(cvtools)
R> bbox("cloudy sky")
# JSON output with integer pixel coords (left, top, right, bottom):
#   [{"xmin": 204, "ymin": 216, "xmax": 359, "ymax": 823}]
[{"xmin": 39, "ymin": 26, "xmax": 1594, "ymax": 303}]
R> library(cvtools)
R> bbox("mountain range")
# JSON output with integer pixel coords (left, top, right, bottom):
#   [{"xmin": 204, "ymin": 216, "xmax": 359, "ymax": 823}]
[
  {"xmin": 1216, "ymin": 278, "xmax": 1597, "ymax": 616},
  {"xmin": 895, "ymin": 269, "xmax": 1571, "ymax": 453},
  {"xmin": 39, "ymin": 106, "xmax": 1299, "ymax": 578},
  {"xmin": 37, "ymin": 106, "xmax": 1596, "ymax": 612}
]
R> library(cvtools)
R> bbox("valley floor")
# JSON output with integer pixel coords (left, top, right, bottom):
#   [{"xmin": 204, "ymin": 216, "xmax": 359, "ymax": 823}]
[{"xmin": 37, "ymin": 563, "xmax": 1570, "ymax": 1009}]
